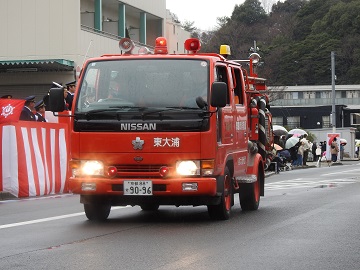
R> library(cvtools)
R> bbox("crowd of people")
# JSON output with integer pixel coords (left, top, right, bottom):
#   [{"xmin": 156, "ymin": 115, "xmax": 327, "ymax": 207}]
[
  {"xmin": 1, "ymin": 80, "xmax": 76, "ymax": 122},
  {"xmin": 270, "ymin": 132, "xmax": 342, "ymax": 173}
]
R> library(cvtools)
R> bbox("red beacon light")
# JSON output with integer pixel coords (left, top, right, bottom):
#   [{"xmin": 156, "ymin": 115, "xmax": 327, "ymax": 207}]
[
  {"xmin": 154, "ymin": 37, "xmax": 168, "ymax": 54},
  {"xmin": 184, "ymin": 38, "xmax": 201, "ymax": 54}
]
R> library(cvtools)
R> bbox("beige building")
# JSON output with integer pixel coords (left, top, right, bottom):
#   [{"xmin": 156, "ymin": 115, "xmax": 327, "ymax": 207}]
[
  {"xmin": 166, "ymin": 10, "xmax": 191, "ymax": 54},
  {"xmin": 0, "ymin": 0, "xmax": 190, "ymax": 100}
]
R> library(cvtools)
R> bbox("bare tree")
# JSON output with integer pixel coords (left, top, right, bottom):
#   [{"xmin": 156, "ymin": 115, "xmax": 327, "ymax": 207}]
[{"xmin": 266, "ymin": 86, "xmax": 287, "ymax": 105}]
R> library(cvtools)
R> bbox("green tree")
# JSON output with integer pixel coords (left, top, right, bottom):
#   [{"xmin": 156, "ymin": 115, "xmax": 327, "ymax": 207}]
[
  {"xmin": 231, "ymin": 0, "xmax": 267, "ymax": 25},
  {"xmin": 271, "ymin": 0, "xmax": 307, "ymax": 13},
  {"xmin": 195, "ymin": 0, "xmax": 360, "ymax": 85},
  {"xmin": 293, "ymin": 0, "xmax": 338, "ymax": 40}
]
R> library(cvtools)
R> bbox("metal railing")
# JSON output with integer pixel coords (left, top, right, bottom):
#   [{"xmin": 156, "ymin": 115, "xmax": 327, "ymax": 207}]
[
  {"xmin": 270, "ymin": 97, "xmax": 360, "ymax": 106},
  {"xmin": 81, "ymin": 25, "xmax": 154, "ymax": 50}
]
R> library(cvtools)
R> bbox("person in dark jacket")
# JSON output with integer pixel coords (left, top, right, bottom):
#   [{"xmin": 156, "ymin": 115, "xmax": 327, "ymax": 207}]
[
  {"xmin": 321, "ymin": 141, "xmax": 327, "ymax": 155},
  {"xmin": 65, "ymin": 80, "xmax": 76, "ymax": 110},
  {"xmin": 312, "ymin": 142, "xmax": 318, "ymax": 162},
  {"xmin": 34, "ymin": 100, "xmax": 47, "ymax": 122},
  {"xmin": 19, "ymin": 95, "xmax": 36, "ymax": 121}
]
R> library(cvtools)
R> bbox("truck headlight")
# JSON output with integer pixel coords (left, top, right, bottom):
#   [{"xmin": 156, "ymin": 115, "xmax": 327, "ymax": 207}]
[
  {"xmin": 176, "ymin": 160, "xmax": 200, "ymax": 176},
  {"xmin": 70, "ymin": 160, "xmax": 104, "ymax": 177},
  {"xmin": 81, "ymin": 161, "xmax": 104, "ymax": 176}
]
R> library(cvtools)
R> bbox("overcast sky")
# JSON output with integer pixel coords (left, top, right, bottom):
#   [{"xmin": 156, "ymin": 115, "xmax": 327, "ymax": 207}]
[
  {"xmin": 166, "ymin": 0, "xmax": 281, "ymax": 31},
  {"xmin": 166, "ymin": 0, "xmax": 246, "ymax": 31}
]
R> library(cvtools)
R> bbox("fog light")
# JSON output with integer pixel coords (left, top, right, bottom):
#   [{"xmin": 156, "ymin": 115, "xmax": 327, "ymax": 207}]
[
  {"xmin": 107, "ymin": 166, "xmax": 117, "ymax": 178},
  {"xmin": 182, "ymin": 183, "xmax": 198, "ymax": 191},
  {"xmin": 159, "ymin": 166, "xmax": 170, "ymax": 178},
  {"xmin": 81, "ymin": 183, "xmax": 96, "ymax": 191}
]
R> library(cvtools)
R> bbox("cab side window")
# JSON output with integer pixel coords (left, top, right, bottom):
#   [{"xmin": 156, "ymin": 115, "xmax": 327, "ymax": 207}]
[
  {"xmin": 233, "ymin": 67, "xmax": 244, "ymax": 105},
  {"xmin": 215, "ymin": 66, "xmax": 230, "ymax": 104}
]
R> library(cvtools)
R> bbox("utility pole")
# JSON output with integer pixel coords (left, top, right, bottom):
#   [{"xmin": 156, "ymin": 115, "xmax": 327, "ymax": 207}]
[{"xmin": 331, "ymin": 51, "xmax": 336, "ymax": 133}]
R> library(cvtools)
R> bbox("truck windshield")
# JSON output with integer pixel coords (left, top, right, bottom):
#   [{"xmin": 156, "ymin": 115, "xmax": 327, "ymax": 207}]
[{"xmin": 76, "ymin": 59, "xmax": 209, "ymax": 112}]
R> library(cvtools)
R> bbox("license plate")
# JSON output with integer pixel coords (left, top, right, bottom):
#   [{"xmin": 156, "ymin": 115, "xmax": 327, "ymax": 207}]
[{"xmin": 124, "ymin": 180, "xmax": 152, "ymax": 195}]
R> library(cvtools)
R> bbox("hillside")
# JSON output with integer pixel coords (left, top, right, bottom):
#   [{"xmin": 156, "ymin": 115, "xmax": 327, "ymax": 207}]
[{"xmin": 190, "ymin": 0, "xmax": 360, "ymax": 86}]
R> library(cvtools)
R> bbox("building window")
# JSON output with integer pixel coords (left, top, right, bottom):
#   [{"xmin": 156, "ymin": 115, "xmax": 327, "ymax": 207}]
[
  {"xmin": 272, "ymin": 116, "xmax": 283, "ymax": 126},
  {"xmin": 351, "ymin": 113, "xmax": 360, "ymax": 125},
  {"xmin": 316, "ymin": 92, "xmax": 321, "ymax": 98},
  {"xmin": 298, "ymin": 92, "xmax": 303, "ymax": 99},
  {"xmin": 321, "ymin": 92, "xmax": 328, "ymax": 98},
  {"xmin": 292, "ymin": 92, "xmax": 298, "ymax": 99},
  {"xmin": 287, "ymin": 116, "xmax": 300, "ymax": 129},
  {"xmin": 341, "ymin": 91, "xmax": 346, "ymax": 98},
  {"xmin": 322, "ymin": 115, "xmax": 330, "ymax": 128},
  {"xmin": 346, "ymin": 91, "xmax": 358, "ymax": 98}
]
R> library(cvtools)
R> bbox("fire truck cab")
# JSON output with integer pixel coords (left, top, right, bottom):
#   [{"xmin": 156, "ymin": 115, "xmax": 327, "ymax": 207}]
[{"xmin": 49, "ymin": 37, "xmax": 269, "ymax": 221}]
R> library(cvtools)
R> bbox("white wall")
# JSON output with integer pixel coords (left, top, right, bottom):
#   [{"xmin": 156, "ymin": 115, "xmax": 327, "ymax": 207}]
[
  {"xmin": 0, "ymin": 0, "xmax": 80, "ymax": 61},
  {"xmin": 123, "ymin": 0, "xmax": 166, "ymax": 19}
]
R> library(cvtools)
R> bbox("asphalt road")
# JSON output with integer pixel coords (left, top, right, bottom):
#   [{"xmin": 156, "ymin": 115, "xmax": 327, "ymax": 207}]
[{"xmin": 1, "ymin": 161, "xmax": 360, "ymax": 270}]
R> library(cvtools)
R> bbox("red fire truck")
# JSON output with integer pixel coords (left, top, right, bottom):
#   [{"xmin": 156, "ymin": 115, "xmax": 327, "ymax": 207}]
[{"xmin": 49, "ymin": 37, "xmax": 273, "ymax": 220}]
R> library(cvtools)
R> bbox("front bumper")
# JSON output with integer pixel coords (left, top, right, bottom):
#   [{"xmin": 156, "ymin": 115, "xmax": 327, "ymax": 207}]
[
  {"xmin": 69, "ymin": 177, "xmax": 217, "ymax": 195},
  {"xmin": 70, "ymin": 177, "xmax": 220, "ymax": 206}
]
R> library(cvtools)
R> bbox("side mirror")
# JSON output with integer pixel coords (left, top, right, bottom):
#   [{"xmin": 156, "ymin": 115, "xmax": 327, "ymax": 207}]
[
  {"xmin": 210, "ymin": 82, "xmax": 227, "ymax": 108},
  {"xmin": 49, "ymin": 88, "xmax": 65, "ymax": 112}
]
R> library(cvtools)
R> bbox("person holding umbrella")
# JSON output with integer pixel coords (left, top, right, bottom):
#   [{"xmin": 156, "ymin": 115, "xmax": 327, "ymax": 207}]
[
  {"xmin": 285, "ymin": 136, "xmax": 301, "ymax": 166},
  {"xmin": 300, "ymin": 134, "xmax": 311, "ymax": 166},
  {"xmin": 339, "ymin": 139, "xmax": 346, "ymax": 161},
  {"xmin": 330, "ymin": 137, "xmax": 339, "ymax": 162}
]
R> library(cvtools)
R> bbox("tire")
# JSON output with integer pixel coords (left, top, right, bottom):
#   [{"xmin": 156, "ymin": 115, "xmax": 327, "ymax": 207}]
[
  {"xmin": 258, "ymin": 96, "xmax": 267, "ymax": 161},
  {"xmin": 140, "ymin": 204, "xmax": 159, "ymax": 211},
  {"xmin": 239, "ymin": 172, "xmax": 261, "ymax": 211},
  {"xmin": 207, "ymin": 167, "xmax": 232, "ymax": 220},
  {"xmin": 84, "ymin": 203, "xmax": 111, "ymax": 221}
]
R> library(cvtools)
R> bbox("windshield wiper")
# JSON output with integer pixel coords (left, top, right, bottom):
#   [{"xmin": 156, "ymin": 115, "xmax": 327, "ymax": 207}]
[
  {"xmin": 108, "ymin": 106, "xmax": 146, "ymax": 110},
  {"xmin": 82, "ymin": 106, "xmax": 145, "ymax": 114},
  {"xmin": 166, "ymin": 106, "xmax": 200, "ymax": 109},
  {"xmin": 141, "ymin": 106, "xmax": 200, "ymax": 117}
]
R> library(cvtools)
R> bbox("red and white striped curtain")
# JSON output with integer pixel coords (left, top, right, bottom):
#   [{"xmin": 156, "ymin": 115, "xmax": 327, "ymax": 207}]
[{"xmin": 0, "ymin": 122, "xmax": 69, "ymax": 197}]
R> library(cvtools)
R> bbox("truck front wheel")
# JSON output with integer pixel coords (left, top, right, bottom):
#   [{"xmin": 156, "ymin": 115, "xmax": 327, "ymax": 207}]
[
  {"xmin": 207, "ymin": 167, "xmax": 232, "ymax": 220},
  {"xmin": 239, "ymin": 173, "xmax": 261, "ymax": 211},
  {"xmin": 84, "ymin": 203, "xmax": 111, "ymax": 221}
]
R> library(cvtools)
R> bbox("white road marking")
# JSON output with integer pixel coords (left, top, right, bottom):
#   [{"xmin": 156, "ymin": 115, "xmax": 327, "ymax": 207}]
[
  {"xmin": 0, "ymin": 206, "xmax": 130, "ymax": 230},
  {"xmin": 265, "ymin": 178, "xmax": 358, "ymax": 190},
  {"xmin": 321, "ymin": 168, "xmax": 360, "ymax": 176}
]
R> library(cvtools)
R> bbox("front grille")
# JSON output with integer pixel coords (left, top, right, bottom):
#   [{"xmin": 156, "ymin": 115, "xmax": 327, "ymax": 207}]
[
  {"xmin": 115, "ymin": 164, "xmax": 164, "ymax": 173},
  {"xmin": 114, "ymin": 164, "xmax": 169, "ymax": 179}
]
